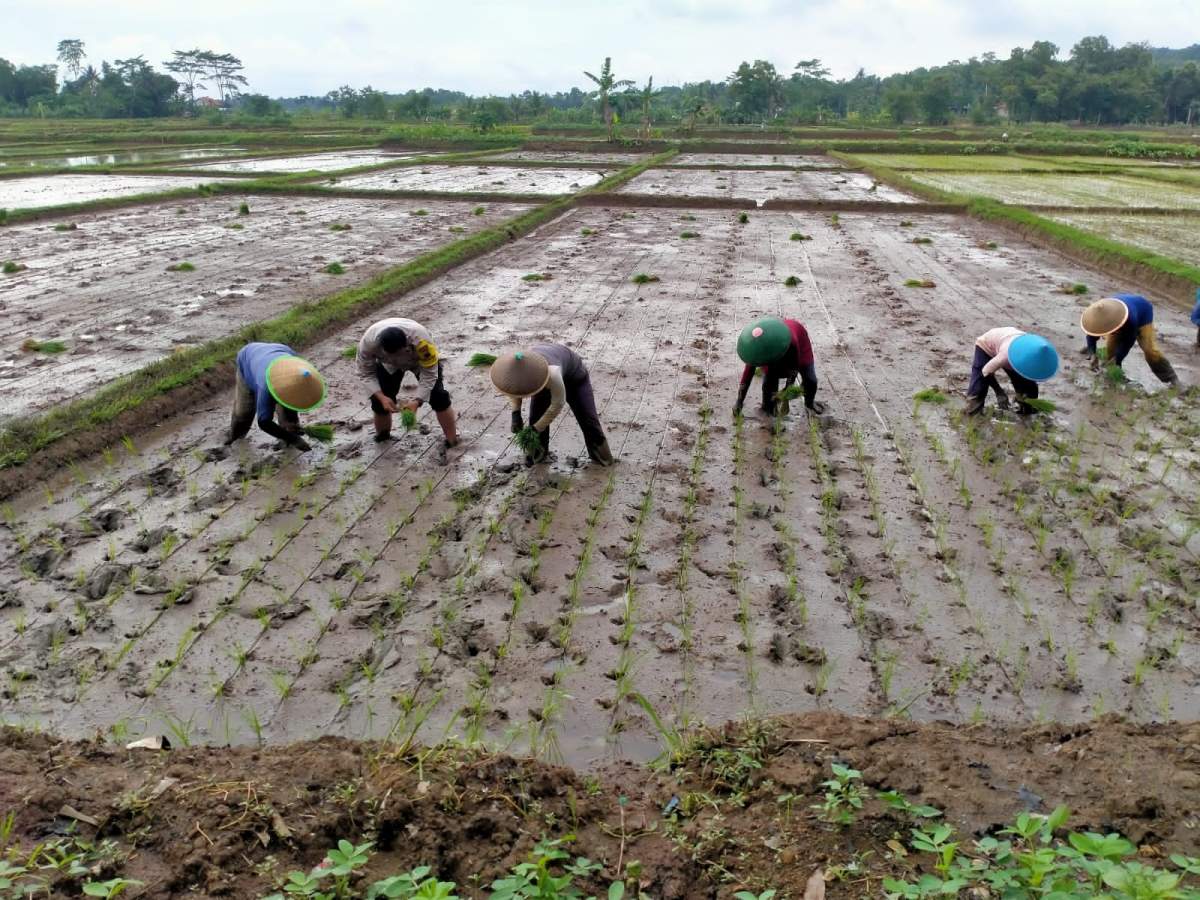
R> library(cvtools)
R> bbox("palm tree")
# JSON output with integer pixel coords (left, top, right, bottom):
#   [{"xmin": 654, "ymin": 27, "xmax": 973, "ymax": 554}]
[{"xmin": 583, "ymin": 57, "xmax": 634, "ymax": 142}]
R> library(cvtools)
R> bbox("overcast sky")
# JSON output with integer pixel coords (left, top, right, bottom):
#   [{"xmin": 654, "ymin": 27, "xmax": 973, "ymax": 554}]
[{"xmin": 4, "ymin": 0, "xmax": 1197, "ymax": 97}]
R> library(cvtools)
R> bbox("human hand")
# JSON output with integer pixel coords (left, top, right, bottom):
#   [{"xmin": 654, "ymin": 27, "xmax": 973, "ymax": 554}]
[{"xmin": 376, "ymin": 393, "xmax": 397, "ymax": 414}]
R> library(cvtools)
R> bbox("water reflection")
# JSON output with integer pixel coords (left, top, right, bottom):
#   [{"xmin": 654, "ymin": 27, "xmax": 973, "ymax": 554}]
[{"xmin": 0, "ymin": 148, "xmax": 245, "ymax": 168}]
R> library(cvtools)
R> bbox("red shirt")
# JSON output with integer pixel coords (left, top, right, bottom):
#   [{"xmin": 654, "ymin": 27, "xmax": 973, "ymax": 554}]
[{"xmin": 740, "ymin": 319, "xmax": 814, "ymax": 386}]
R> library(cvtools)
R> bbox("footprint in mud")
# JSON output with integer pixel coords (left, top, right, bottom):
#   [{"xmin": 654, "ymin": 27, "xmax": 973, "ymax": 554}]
[{"xmin": 133, "ymin": 464, "xmax": 183, "ymax": 496}]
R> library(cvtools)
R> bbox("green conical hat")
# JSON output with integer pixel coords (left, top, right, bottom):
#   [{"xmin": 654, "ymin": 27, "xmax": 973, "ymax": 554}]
[{"xmin": 737, "ymin": 317, "xmax": 790, "ymax": 366}]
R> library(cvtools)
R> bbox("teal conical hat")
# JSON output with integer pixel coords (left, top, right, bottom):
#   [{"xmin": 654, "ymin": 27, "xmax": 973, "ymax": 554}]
[{"xmin": 737, "ymin": 317, "xmax": 790, "ymax": 366}]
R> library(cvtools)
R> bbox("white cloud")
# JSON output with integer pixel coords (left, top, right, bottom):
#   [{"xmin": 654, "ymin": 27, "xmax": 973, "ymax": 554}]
[{"xmin": 2, "ymin": 0, "xmax": 1195, "ymax": 97}]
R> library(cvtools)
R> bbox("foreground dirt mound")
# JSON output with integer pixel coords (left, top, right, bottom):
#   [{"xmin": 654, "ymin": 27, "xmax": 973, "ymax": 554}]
[{"xmin": 2, "ymin": 712, "xmax": 1198, "ymax": 898}]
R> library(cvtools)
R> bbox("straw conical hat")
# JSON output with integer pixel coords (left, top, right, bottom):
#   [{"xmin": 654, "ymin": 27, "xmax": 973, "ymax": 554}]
[
  {"xmin": 266, "ymin": 356, "xmax": 326, "ymax": 412},
  {"xmin": 490, "ymin": 350, "xmax": 550, "ymax": 398},
  {"xmin": 1080, "ymin": 298, "xmax": 1129, "ymax": 337},
  {"xmin": 737, "ymin": 317, "xmax": 791, "ymax": 366}
]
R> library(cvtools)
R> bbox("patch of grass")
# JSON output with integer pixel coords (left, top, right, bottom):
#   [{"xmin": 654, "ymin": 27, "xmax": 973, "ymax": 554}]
[
  {"xmin": 738, "ymin": 212, "xmax": 749, "ymax": 224},
  {"xmin": 904, "ymin": 278, "xmax": 936, "ymax": 288},
  {"xmin": 166, "ymin": 262, "xmax": 195, "ymax": 272},
  {"xmin": 238, "ymin": 202, "xmax": 250, "ymax": 216},
  {"xmin": 303, "ymin": 424, "xmax": 334, "ymax": 442},
  {"xmin": 784, "ymin": 275, "xmax": 800, "ymax": 287},
  {"xmin": 410, "ymin": 208, "xmax": 429, "ymax": 216},
  {"xmin": 680, "ymin": 230, "xmax": 700, "ymax": 239},
  {"xmin": 1021, "ymin": 397, "xmax": 1057, "ymax": 414},
  {"xmin": 913, "ymin": 387, "xmax": 949, "ymax": 405},
  {"xmin": 53, "ymin": 223, "xmax": 77, "ymax": 232},
  {"xmin": 631, "ymin": 273, "xmax": 660, "ymax": 284},
  {"xmin": 329, "ymin": 223, "xmax": 352, "ymax": 232},
  {"xmin": 324, "ymin": 262, "xmax": 346, "ymax": 275},
  {"xmin": 0, "ymin": 197, "xmax": 576, "ymax": 470},
  {"xmin": 3, "ymin": 261, "xmax": 27, "ymax": 274},
  {"xmin": 473, "ymin": 206, "xmax": 486, "ymax": 215},
  {"xmin": 912, "ymin": 236, "xmax": 933, "ymax": 244},
  {"xmin": 522, "ymin": 272, "xmax": 550, "ymax": 281},
  {"xmin": 21, "ymin": 339, "xmax": 67, "ymax": 354},
  {"xmin": 789, "ymin": 232, "xmax": 812, "ymax": 241}
]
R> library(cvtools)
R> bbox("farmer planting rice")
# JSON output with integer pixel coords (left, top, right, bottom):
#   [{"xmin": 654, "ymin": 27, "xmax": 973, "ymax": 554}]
[
  {"xmin": 734, "ymin": 316, "xmax": 824, "ymax": 418},
  {"xmin": 963, "ymin": 328, "xmax": 1060, "ymax": 416},
  {"xmin": 355, "ymin": 318, "xmax": 459, "ymax": 447},
  {"xmin": 225, "ymin": 342, "xmax": 326, "ymax": 451},
  {"xmin": 1080, "ymin": 294, "xmax": 1179, "ymax": 385},
  {"xmin": 469, "ymin": 345, "xmax": 614, "ymax": 466},
  {"xmin": 1190, "ymin": 287, "xmax": 1200, "ymax": 349}
]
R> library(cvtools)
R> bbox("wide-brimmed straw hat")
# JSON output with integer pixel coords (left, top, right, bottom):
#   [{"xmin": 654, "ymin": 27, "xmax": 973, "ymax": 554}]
[
  {"xmin": 490, "ymin": 350, "xmax": 550, "ymax": 398},
  {"xmin": 1080, "ymin": 298, "xmax": 1129, "ymax": 337},
  {"xmin": 266, "ymin": 356, "xmax": 326, "ymax": 412},
  {"xmin": 1007, "ymin": 334, "xmax": 1059, "ymax": 382},
  {"xmin": 737, "ymin": 317, "xmax": 791, "ymax": 366}
]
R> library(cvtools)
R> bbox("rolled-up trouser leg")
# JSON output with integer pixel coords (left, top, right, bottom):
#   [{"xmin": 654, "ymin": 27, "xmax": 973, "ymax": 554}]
[
  {"xmin": 229, "ymin": 370, "xmax": 256, "ymax": 442},
  {"xmin": 1137, "ymin": 324, "xmax": 1179, "ymax": 384},
  {"xmin": 528, "ymin": 389, "xmax": 552, "ymax": 453},
  {"xmin": 566, "ymin": 372, "xmax": 610, "ymax": 462},
  {"xmin": 798, "ymin": 363, "xmax": 819, "ymax": 408}
]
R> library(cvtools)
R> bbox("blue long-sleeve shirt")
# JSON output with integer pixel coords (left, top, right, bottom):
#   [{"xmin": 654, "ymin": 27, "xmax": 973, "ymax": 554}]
[
  {"xmin": 1191, "ymin": 289, "xmax": 1200, "ymax": 327},
  {"xmin": 1086, "ymin": 294, "xmax": 1154, "ymax": 362},
  {"xmin": 236, "ymin": 342, "xmax": 295, "ymax": 424}
]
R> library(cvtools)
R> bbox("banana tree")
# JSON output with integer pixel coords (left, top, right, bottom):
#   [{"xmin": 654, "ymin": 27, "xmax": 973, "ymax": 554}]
[
  {"xmin": 635, "ymin": 77, "xmax": 656, "ymax": 139},
  {"xmin": 583, "ymin": 57, "xmax": 634, "ymax": 141}
]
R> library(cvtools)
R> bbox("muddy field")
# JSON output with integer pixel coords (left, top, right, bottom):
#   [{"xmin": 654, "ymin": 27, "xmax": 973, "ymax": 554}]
[
  {"xmin": 333, "ymin": 164, "xmax": 606, "ymax": 194},
  {"xmin": 490, "ymin": 150, "xmax": 650, "ymax": 164},
  {"xmin": 0, "ymin": 174, "xmax": 236, "ymax": 211},
  {"xmin": 672, "ymin": 153, "xmax": 843, "ymax": 167},
  {"xmin": 3, "ymin": 194, "xmax": 1198, "ymax": 777},
  {"xmin": 0, "ymin": 196, "xmax": 534, "ymax": 418},
  {"xmin": 181, "ymin": 150, "xmax": 433, "ymax": 174},
  {"xmin": 908, "ymin": 170, "xmax": 1200, "ymax": 208},
  {"xmin": 1050, "ymin": 210, "xmax": 1200, "ymax": 267},
  {"xmin": 618, "ymin": 168, "xmax": 917, "ymax": 204}
]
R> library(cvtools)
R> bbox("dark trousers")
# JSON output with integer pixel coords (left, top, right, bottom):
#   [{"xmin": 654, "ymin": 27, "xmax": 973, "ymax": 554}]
[
  {"xmin": 529, "ymin": 371, "xmax": 607, "ymax": 456},
  {"xmin": 369, "ymin": 362, "xmax": 451, "ymax": 413},
  {"xmin": 762, "ymin": 363, "xmax": 818, "ymax": 412},
  {"xmin": 230, "ymin": 370, "xmax": 298, "ymax": 441},
  {"xmin": 967, "ymin": 347, "xmax": 1038, "ymax": 400}
]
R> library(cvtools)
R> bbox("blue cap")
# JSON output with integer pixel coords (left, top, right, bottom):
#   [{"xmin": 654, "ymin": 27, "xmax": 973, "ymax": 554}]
[{"xmin": 1008, "ymin": 334, "xmax": 1059, "ymax": 382}]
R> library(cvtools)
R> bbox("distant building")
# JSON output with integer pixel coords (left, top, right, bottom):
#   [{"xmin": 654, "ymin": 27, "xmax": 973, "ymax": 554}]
[{"xmin": 197, "ymin": 97, "xmax": 222, "ymax": 110}]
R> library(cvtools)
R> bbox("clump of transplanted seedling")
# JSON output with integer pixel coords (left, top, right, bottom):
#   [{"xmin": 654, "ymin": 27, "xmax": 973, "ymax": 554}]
[
  {"xmin": 473, "ymin": 205, "xmax": 486, "ymax": 215},
  {"xmin": 522, "ymin": 272, "xmax": 551, "ymax": 281},
  {"xmin": 814, "ymin": 762, "xmax": 864, "ymax": 826},
  {"xmin": 579, "ymin": 227, "xmax": 595, "ymax": 235},
  {"xmin": 899, "ymin": 220, "xmax": 914, "ymax": 227},
  {"xmin": 21, "ymin": 339, "xmax": 68, "ymax": 354},
  {"xmin": 238, "ymin": 202, "xmax": 250, "ymax": 216},
  {"xmin": 400, "ymin": 408, "xmax": 417, "ymax": 431},
  {"xmin": 225, "ymin": 222, "xmax": 243, "ymax": 230},
  {"xmin": 913, "ymin": 387, "xmax": 949, "ymax": 406},
  {"xmin": 680, "ymin": 230, "xmax": 700, "ymax": 239},
  {"xmin": 631, "ymin": 273, "xmax": 660, "ymax": 284},
  {"xmin": 784, "ymin": 275, "xmax": 800, "ymax": 287},
  {"xmin": 324, "ymin": 262, "xmax": 346, "ymax": 274},
  {"xmin": 166, "ymin": 262, "xmax": 195, "ymax": 272},
  {"xmin": 738, "ymin": 212, "xmax": 749, "ymax": 224},
  {"xmin": 904, "ymin": 278, "xmax": 936, "ymax": 288},
  {"xmin": 448, "ymin": 225, "xmax": 465, "ymax": 233},
  {"xmin": 790, "ymin": 232, "xmax": 812, "ymax": 241},
  {"xmin": 911, "ymin": 236, "xmax": 933, "ymax": 244},
  {"xmin": 302, "ymin": 424, "xmax": 334, "ymax": 443},
  {"xmin": 54, "ymin": 223, "xmax": 77, "ymax": 232},
  {"xmin": 1057, "ymin": 282, "xmax": 1088, "ymax": 294},
  {"xmin": 329, "ymin": 222, "xmax": 352, "ymax": 231},
  {"xmin": 829, "ymin": 213, "xmax": 840, "ymax": 228},
  {"xmin": 3, "ymin": 261, "xmax": 27, "ymax": 274},
  {"xmin": 680, "ymin": 213, "xmax": 696, "ymax": 220},
  {"xmin": 978, "ymin": 240, "xmax": 999, "ymax": 250},
  {"xmin": 410, "ymin": 208, "xmax": 429, "ymax": 216}
]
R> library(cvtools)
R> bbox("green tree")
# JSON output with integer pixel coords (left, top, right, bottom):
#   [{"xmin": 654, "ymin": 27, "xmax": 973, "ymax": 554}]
[
  {"xmin": 56, "ymin": 39, "xmax": 85, "ymax": 81},
  {"xmin": 583, "ymin": 57, "xmax": 634, "ymax": 140},
  {"xmin": 632, "ymin": 76, "xmax": 656, "ymax": 138},
  {"xmin": 919, "ymin": 74, "xmax": 954, "ymax": 124},
  {"xmin": 728, "ymin": 60, "xmax": 783, "ymax": 122},
  {"xmin": 882, "ymin": 85, "xmax": 917, "ymax": 123},
  {"xmin": 164, "ymin": 49, "xmax": 208, "ymax": 109}
]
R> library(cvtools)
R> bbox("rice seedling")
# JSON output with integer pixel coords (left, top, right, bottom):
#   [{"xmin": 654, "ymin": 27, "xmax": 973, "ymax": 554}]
[
  {"xmin": 738, "ymin": 212, "xmax": 749, "ymax": 224},
  {"xmin": 580, "ymin": 227, "xmax": 595, "ymax": 235},
  {"xmin": 829, "ymin": 213, "xmax": 840, "ymax": 227},
  {"xmin": 165, "ymin": 262, "xmax": 195, "ymax": 272},
  {"xmin": 225, "ymin": 222, "xmax": 243, "ymax": 230},
  {"xmin": 303, "ymin": 423, "xmax": 335, "ymax": 442},
  {"xmin": 514, "ymin": 426, "xmax": 542, "ymax": 456},
  {"xmin": 473, "ymin": 205, "xmax": 486, "ymax": 215},
  {"xmin": 1021, "ymin": 397, "xmax": 1057, "ymax": 414},
  {"xmin": 410, "ymin": 208, "xmax": 429, "ymax": 216},
  {"xmin": 789, "ymin": 232, "xmax": 812, "ymax": 241},
  {"xmin": 237, "ymin": 202, "xmax": 250, "ymax": 216},
  {"xmin": 631, "ymin": 273, "xmax": 660, "ymax": 284},
  {"xmin": 54, "ymin": 222, "xmax": 78, "ymax": 232},
  {"xmin": 899, "ymin": 220, "xmax": 914, "ymax": 227},
  {"xmin": 329, "ymin": 223, "xmax": 352, "ymax": 231},
  {"xmin": 784, "ymin": 275, "xmax": 800, "ymax": 287},
  {"xmin": 323, "ymin": 262, "xmax": 346, "ymax": 274},
  {"xmin": 904, "ymin": 278, "xmax": 936, "ymax": 288},
  {"xmin": 913, "ymin": 387, "xmax": 949, "ymax": 405},
  {"xmin": 21, "ymin": 339, "xmax": 68, "ymax": 354},
  {"xmin": 521, "ymin": 272, "xmax": 550, "ymax": 281},
  {"xmin": 2, "ymin": 261, "xmax": 27, "ymax": 274},
  {"xmin": 911, "ymin": 236, "xmax": 933, "ymax": 244},
  {"xmin": 679, "ymin": 230, "xmax": 700, "ymax": 239},
  {"xmin": 399, "ymin": 408, "xmax": 417, "ymax": 431},
  {"xmin": 1057, "ymin": 282, "xmax": 1088, "ymax": 294}
]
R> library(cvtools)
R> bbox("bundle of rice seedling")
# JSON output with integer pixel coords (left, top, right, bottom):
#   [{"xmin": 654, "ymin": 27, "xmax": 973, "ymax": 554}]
[
  {"xmin": 776, "ymin": 385, "xmax": 804, "ymax": 403},
  {"xmin": 303, "ymin": 424, "xmax": 334, "ymax": 442},
  {"xmin": 400, "ymin": 409, "xmax": 417, "ymax": 431},
  {"xmin": 466, "ymin": 352, "xmax": 498, "ymax": 368},
  {"xmin": 1020, "ymin": 397, "xmax": 1057, "ymax": 414},
  {"xmin": 912, "ymin": 388, "xmax": 949, "ymax": 405},
  {"xmin": 514, "ymin": 426, "xmax": 542, "ymax": 455}
]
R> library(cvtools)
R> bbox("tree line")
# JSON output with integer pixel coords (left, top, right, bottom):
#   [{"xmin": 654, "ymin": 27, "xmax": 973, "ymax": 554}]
[{"xmin": 2, "ymin": 36, "xmax": 1199, "ymax": 127}]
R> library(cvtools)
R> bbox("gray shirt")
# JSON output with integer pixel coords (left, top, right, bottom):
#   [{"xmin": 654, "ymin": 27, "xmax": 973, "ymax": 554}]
[{"xmin": 356, "ymin": 318, "xmax": 439, "ymax": 403}]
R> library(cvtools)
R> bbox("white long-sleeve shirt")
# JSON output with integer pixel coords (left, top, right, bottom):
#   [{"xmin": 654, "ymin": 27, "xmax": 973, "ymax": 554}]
[
  {"xmin": 509, "ymin": 366, "xmax": 566, "ymax": 431},
  {"xmin": 976, "ymin": 327, "xmax": 1025, "ymax": 377}
]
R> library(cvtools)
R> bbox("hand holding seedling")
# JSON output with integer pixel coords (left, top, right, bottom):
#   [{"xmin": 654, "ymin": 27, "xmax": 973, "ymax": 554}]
[{"xmin": 374, "ymin": 392, "xmax": 397, "ymax": 414}]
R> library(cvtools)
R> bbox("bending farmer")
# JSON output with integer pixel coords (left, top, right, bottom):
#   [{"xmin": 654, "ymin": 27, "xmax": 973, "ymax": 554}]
[
  {"xmin": 964, "ymin": 328, "xmax": 1059, "ymax": 416},
  {"xmin": 356, "ymin": 318, "xmax": 458, "ymax": 447},
  {"xmin": 1191, "ymin": 287, "xmax": 1199, "ymax": 349},
  {"xmin": 1080, "ymin": 294, "xmax": 1179, "ymax": 385},
  {"xmin": 734, "ymin": 316, "xmax": 823, "ymax": 417},
  {"xmin": 226, "ymin": 342, "xmax": 326, "ymax": 451},
  {"xmin": 481, "ymin": 344, "xmax": 613, "ymax": 466}
]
